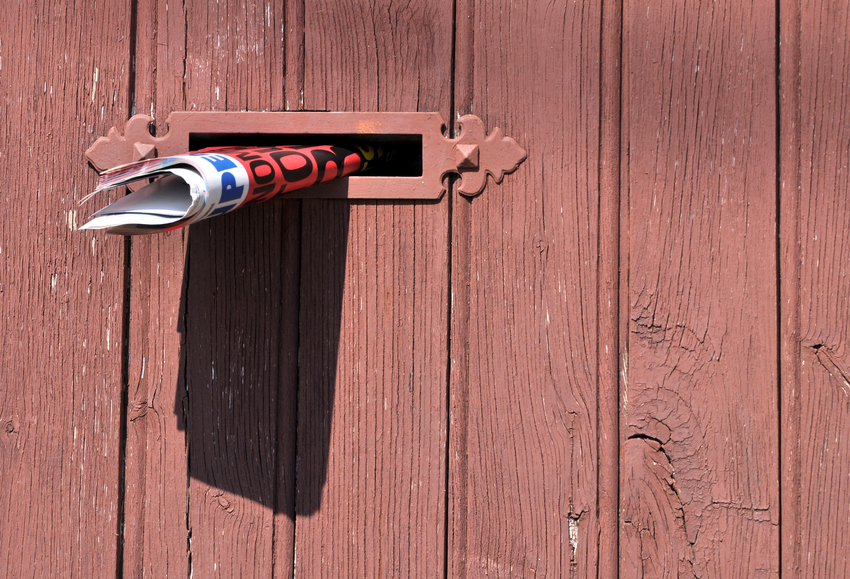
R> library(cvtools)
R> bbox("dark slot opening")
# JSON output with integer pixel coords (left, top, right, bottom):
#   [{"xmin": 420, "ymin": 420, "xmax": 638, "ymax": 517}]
[{"xmin": 188, "ymin": 133, "xmax": 423, "ymax": 177}]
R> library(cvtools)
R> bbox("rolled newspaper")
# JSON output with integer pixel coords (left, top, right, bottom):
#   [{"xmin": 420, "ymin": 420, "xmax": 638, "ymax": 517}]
[{"xmin": 81, "ymin": 144, "xmax": 385, "ymax": 234}]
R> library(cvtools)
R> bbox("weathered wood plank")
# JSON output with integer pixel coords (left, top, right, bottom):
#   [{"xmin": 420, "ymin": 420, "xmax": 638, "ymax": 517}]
[
  {"xmin": 795, "ymin": 1, "xmax": 850, "ymax": 575},
  {"xmin": 120, "ymin": 0, "xmax": 191, "ymax": 575},
  {"xmin": 447, "ymin": 3, "xmax": 474, "ymax": 575},
  {"xmin": 599, "ymin": 0, "xmax": 623, "ymax": 574},
  {"xmin": 293, "ymin": 1, "xmax": 452, "ymax": 575},
  {"xmin": 179, "ymin": 1, "xmax": 298, "ymax": 576},
  {"xmin": 273, "ymin": 2, "xmax": 306, "ymax": 576},
  {"xmin": 0, "ymin": 1, "xmax": 131, "ymax": 576},
  {"xmin": 618, "ymin": 0, "xmax": 634, "ymax": 574},
  {"xmin": 123, "ymin": 1, "xmax": 302, "ymax": 576},
  {"xmin": 449, "ymin": 0, "xmax": 603, "ymax": 576},
  {"xmin": 271, "ymin": 200, "xmax": 302, "ymax": 579},
  {"xmin": 622, "ymin": 0, "xmax": 779, "ymax": 576},
  {"xmin": 779, "ymin": 0, "xmax": 801, "ymax": 575},
  {"xmin": 184, "ymin": 206, "xmax": 297, "ymax": 577}
]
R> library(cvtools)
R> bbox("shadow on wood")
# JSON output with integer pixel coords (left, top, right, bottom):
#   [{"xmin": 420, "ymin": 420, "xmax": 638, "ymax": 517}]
[{"xmin": 173, "ymin": 198, "xmax": 348, "ymax": 519}]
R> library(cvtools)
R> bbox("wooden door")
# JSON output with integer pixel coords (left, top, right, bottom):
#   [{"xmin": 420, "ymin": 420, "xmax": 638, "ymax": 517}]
[{"xmin": 2, "ymin": 0, "xmax": 849, "ymax": 577}]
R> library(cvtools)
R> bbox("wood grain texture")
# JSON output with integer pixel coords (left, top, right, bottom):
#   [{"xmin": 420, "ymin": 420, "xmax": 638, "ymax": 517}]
[
  {"xmin": 449, "ymin": 0, "xmax": 603, "ymax": 575},
  {"xmin": 293, "ymin": 1, "xmax": 452, "ymax": 575},
  {"xmin": 779, "ymin": 0, "xmax": 801, "ymax": 575},
  {"xmin": 622, "ymin": 0, "xmax": 779, "ymax": 576},
  {"xmin": 598, "ymin": 0, "xmax": 623, "ymax": 574},
  {"xmin": 618, "ymin": 1, "xmax": 633, "ymax": 577},
  {"xmin": 8, "ymin": 2, "xmax": 850, "ymax": 575},
  {"xmin": 447, "ymin": 2, "xmax": 474, "ymax": 574},
  {"xmin": 123, "ymin": 1, "xmax": 301, "ymax": 576},
  {"xmin": 120, "ymin": 0, "xmax": 191, "ymax": 575},
  {"xmin": 0, "ymin": 0, "xmax": 131, "ymax": 575},
  {"xmin": 184, "ymin": 206, "xmax": 297, "ymax": 577},
  {"xmin": 284, "ymin": 0, "xmax": 305, "ymax": 112},
  {"xmin": 275, "ymin": 2, "xmax": 306, "ymax": 575},
  {"xmin": 797, "ymin": 1, "xmax": 850, "ymax": 575},
  {"xmin": 180, "ymin": 0, "xmax": 297, "ymax": 576}
]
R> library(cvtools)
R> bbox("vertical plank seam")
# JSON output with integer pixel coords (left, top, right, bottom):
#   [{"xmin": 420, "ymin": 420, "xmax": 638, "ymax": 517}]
[
  {"xmin": 775, "ymin": 1, "xmax": 783, "ymax": 574},
  {"xmin": 271, "ymin": 204, "xmax": 302, "ymax": 579},
  {"xmin": 181, "ymin": 230, "xmax": 193, "ymax": 579},
  {"xmin": 286, "ymin": 0, "xmax": 306, "ymax": 575},
  {"xmin": 598, "ymin": 0, "xmax": 623, "ymax": 576},
  {"xmin": 181, "ymin": 0, "xmax": 188, "ymax": 112},
  {"xmin": 617, "ymin": 0, "xmax": 631, "ymax": 570},
  {"xmin": 116, "ymin": 238, "xmax": 132, "ymax": 579},
  {"xmin": 116, "ymin": 0, "xmax": 140, "ymax": 574},
  {"xmin": 272, "ymin": 1, "xmax": 286, "ymax": 572},
  {"xmin": 291, "ymin": 207, "xmax": 302, "ymax": 579},
  {"xmin": 178, "ymin": 4, "xmax": 191, "ymax": 576},
  {"xmin": 443, "ymin": 1, "xmax": 459, "ymax": 577}
]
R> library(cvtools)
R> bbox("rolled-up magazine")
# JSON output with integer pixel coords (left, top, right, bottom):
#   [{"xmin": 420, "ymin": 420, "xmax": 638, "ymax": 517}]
[{"xmin": 81, "ymin": 145, "xmax": 384, "ymax": 234}]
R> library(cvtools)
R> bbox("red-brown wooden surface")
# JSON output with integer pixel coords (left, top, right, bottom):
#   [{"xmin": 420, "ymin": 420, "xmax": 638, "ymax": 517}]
[
  {"xmin": 120, "ymin": 0, "xmax": 190, "ymax": 575},
  {"xmin": 786, "ymin": 1, "xmax": 850, "ymax": 576},
  {"xmin": 292, "ymin": 1, "xmax": 452, "ymax": 575},
  {"xmin": 449, "ymin": 0, "xmax": 604, "ymax": 576},
  {"xmin": 622, "ymin": 1, "xmax": 780, "ymax": 576},
  {"xmin": 0, "ymin": 1, "xmax": 131, "ymax": 576},
  {"xmin": 3, "ymin": 0, "xmax": 850, "ymax": 577},
  {"xmin": 180, "ymin": 2, "xmax": 294, "ymax": 575}
]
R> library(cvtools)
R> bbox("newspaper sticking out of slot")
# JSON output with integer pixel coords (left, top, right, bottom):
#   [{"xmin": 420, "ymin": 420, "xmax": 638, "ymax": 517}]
[{"xmin": 80, "ymin": 145, "xmax": 385, "ymax": 235}]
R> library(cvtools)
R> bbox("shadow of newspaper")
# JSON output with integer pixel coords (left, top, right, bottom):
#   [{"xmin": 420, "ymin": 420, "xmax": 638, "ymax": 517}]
[{"xmin": 174, "ymin": 197, "xmax": 349, "ymax": 518}]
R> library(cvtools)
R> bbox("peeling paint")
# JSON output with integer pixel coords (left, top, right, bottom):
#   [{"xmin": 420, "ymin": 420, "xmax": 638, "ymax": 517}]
[
  {"xmin": 812, "ymin": 344, "xmax": 850, "ymax": 397},
  {"xmin": 569, "ymin": 516, "xmax": 579, "ymax": 561},
  {"xmin": 91, "ymin": 67, "xmax": 98, "ymax": 102},
  {"xmin": 621, "ymin": 350, "xmax": 629, "ymax": 413}
]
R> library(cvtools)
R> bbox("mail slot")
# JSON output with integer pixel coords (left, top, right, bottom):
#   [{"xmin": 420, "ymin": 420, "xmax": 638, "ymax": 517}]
[
  {"xmin": 188, "ymin": 133, "xmax": 424, "ymax": 178},
  {"xmin": 86, "ymin": 111, "xmax": 527, "ymax": 199}
]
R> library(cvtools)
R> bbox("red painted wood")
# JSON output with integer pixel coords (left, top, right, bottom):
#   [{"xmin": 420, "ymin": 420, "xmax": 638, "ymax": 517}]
[
  {"xmin": 292, "ymin": 0, "xmax": 452, "ymax": 575},
  {"xmin": 779, "ymin": 0, "xmax": 801, "ymax": 575},
  {"xmin": 796, "ymin": 2, "xmax": 850, "ymax": 575},
  {"xmin": 599, "ymin": 0, "xmax": 623, "ymax": 574},
  {"xmin": 447, "ymin": 3, "xmax": 474, "ymax": 575},
  {"xmin": 120, "ymin": 0, "xmax": 191, "ymax": 575},
  {"xmin": 274, "ymin": 3, "xmax": 306, "ymax": 575},
  {"xmin": 284, "ymin": 0, "xmax": 305, "ymax": 113},
  {"xmin": 622, "ymin": 0, "xmax": 780, "ymax": 576},
  {"xmin": 0, "ymin": 1, "xmax": 131, "ymax": 576},
  {"xmin": 8, "ymin": 3, "xmax": 850, "ymax": 575},
  {"xmin": 449, "ymin": 0, "xmax": 603, "ymax": 575},
  {"xmin": 179, "ymin": 1, "xmax": 297, "ymax": 576},
  {"xmin": 122, "ymin": 1, "xmax": 302, "ymax": 576},
  {"xmin": 618, "ymin": 3, "xmax": 634, "ymax": 579}
]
